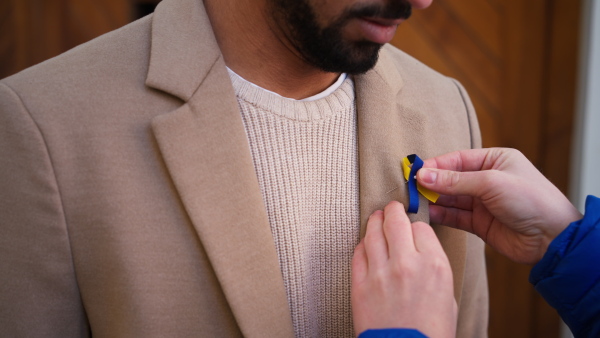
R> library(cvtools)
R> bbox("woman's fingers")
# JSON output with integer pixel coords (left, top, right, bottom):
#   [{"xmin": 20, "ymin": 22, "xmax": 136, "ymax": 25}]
[
  {"xmin": 352, "ymin": 240, "xmax": 368, "ymax": 284},
  {"xmin": 429, "ymin": 205, "xmax": 476, "ymax": 233},
  {"xmin": 411, "ymin": 221, "xmax": 444, "ymax": 254},
  {"xmin": 364, "ymin": 209, "xmax": 388, "ymax": 268},
  {"xmin": 382, "ymin": 201, "xmax": 415, "ymax": 258},
  {"xmin": 422, "ymin": 148, "xmax": 503, "ymax": 172}
]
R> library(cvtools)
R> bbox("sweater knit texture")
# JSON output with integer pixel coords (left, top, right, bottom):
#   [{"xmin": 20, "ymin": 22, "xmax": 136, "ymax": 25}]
[{"xmin": 228, "ymin": 69, "xmax": 360, "ymax": 337}]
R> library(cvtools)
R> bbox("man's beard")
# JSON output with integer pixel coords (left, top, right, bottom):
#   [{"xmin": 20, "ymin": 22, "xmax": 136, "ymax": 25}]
[{"xmin": 270, "ymin": 0, "xmax": 412, "ymax": 74}]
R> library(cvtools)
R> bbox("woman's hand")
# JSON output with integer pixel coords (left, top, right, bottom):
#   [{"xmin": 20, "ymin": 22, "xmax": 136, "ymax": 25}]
[
  {"xmin": 418, "ymin": 148, "xmax": 582, "ymax": 264},
  {"xmin": 352, "ymin": 201, "xmax": 457, "ymax": 338}
]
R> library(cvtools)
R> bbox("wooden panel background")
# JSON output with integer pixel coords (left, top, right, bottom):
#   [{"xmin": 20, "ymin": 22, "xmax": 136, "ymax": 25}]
[{"xmin": 0, "ymin": 0, "xmax": 581, "ymax": 337}]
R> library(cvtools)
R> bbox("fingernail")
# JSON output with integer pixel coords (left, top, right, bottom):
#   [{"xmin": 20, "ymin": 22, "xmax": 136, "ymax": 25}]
[{"xmin": 419, "ymin": 169, "xmax": 437, "ymax": 184}]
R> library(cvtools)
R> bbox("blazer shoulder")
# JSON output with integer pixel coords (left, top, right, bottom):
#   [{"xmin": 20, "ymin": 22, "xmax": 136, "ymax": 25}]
[
  {"xmin": 379, "ymin": 44, "xmax": 482, "ymax": 149},
  {"xmin": 0, "ymin": 15, "xmax": 174, "ymax": 130},
  {"xmin": 381, "ymin": 44, "xmax": 458, "ymax": 92}
]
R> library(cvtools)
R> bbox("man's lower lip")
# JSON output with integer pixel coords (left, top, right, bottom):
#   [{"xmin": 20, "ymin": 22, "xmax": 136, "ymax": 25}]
[{"xmin": 357, "ymin": 18, "xmax": 399, "ymax": 44}]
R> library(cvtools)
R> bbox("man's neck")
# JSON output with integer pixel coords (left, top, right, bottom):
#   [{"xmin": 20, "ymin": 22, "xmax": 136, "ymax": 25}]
[{"xmin": 203, "ymin": 0, "xmax": 340, "ymax": 100}]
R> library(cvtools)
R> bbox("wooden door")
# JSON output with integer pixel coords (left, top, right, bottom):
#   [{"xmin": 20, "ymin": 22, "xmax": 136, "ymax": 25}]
[
  {"xmin": 392, "ymin": 0, "xmax": 581, "ymax": 337},
  {"xmin": 0, "ymin": 0, "xmax": 156, "ymax": 79}
]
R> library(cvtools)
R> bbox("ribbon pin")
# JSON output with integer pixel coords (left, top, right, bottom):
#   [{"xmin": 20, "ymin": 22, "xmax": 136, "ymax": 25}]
[{"xmin": 402, "ymin": 154, "xmax": 439, "ymax": 213}]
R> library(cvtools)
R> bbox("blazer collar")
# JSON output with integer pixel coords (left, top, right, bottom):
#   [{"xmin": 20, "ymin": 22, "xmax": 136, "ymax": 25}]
[
  {"xmin": 145, "ymin": 0, "xmax": 407, "ymax": 105},
  {"xmin": 354, "ymin": 46, "xmax": 428, "ymax": 237},
  {"xmin": 145, "ymin": 0, "xmax": 220, "ymax": 101},
  {"xmin": 364, "ymin": 47, "xmax": 405, "ymax": 95},
  {"xmin": 144, "ymin": 0, "xmax": 413, "ymax": 239},
  {"xmin": 147, "ymin": 0, "xmax": 294, "ymax": 336}
]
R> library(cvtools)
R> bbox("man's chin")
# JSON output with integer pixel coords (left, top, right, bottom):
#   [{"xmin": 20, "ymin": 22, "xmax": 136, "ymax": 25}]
[{"xmin": 308, "ymin": 43, "xmax": 382, "ymax": 75}]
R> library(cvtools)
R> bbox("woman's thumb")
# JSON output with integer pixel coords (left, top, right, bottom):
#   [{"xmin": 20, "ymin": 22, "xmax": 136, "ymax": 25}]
[{"xmin": 417, "ymin": 168, "xmax": 485, "ymax": 197}]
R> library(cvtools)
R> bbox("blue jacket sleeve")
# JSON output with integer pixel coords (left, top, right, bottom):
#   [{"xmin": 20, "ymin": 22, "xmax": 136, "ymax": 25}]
[
  {"xmin": 358, "ymin": 328, "xmax": 428, "ymax": 338},
  {"xmin": 530, "ymin": 195, "xmax": 600, "ymax": 338}
]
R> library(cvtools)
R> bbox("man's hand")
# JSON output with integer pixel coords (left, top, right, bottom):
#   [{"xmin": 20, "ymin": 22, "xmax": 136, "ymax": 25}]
[
  {"xmin": 351, "ymin": 201, "xmax": 457, "ymax": 338},
  {"xmin": 417, "ymin": 148, "xmax": 583, "ymax": 264}
]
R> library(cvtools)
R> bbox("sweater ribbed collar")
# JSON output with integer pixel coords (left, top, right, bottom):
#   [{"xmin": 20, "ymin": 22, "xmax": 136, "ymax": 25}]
[{"xmin": 227, "ymin": 68, "xmax": 355, "ymax": 122}]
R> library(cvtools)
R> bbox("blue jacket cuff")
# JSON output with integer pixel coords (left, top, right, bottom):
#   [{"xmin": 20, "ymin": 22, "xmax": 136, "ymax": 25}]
[
  {"xmin": 358, "ymin": 328, "xmax": 428, "ymax": 338},
  {"xmin": 529, "ymin": 195, "xmax": 600, "ymax": 337}
]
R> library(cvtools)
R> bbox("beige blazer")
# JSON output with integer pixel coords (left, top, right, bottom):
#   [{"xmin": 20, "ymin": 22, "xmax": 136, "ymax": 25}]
[{"xmin": 0, "ymin": 0, "xmax": 488, "ymax": 336}]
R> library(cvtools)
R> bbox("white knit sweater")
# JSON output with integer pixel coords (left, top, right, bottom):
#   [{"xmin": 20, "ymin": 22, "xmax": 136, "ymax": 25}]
[{"xmin": 228, "ymin": 69, "xmax": 360, "ymax": 337}]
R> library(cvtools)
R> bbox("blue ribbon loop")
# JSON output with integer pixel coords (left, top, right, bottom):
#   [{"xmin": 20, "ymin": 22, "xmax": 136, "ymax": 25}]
[{"xmin": 407, "ymin": 154, "xmax": 424, "ymax": 213}]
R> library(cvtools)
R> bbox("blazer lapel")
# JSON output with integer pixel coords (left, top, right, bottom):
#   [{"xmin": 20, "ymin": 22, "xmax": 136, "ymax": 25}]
[
  {"xmin": 355, "ymin": 48, "xmax": 429, "ymax": 236},
  {"xmin": 355, "ymin": 48, "xmax": 467, "ymax": 302},
  {"xmin": 146, "ymin": 0, "xmax": 293, "ymax": 336}
]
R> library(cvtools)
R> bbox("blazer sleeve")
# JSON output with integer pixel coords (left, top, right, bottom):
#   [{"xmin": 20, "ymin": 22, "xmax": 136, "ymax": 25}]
[
  {"xmin": 451, "ymin": 78, "xmax": 489, "ymax": 338},
  {"xmin": 451, "ymin": 78, "xmax": 482, "ymax": 150},
  {"xmin": 0, "ymin": 82, "xmax": 89, "ymax": 337}
]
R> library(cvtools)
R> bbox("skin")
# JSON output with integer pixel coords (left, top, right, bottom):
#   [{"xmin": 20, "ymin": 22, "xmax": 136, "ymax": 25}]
[
  {"xmin": 352, "ymin": 201, "xmax": 457, "ymax": 338},
  {"xmin": 418, "ymin": 148, "xmax": 583, "ymax": 264},
  {"xmin": 203, "ymin": 0, "xmax": 432, "ymax": 99}
]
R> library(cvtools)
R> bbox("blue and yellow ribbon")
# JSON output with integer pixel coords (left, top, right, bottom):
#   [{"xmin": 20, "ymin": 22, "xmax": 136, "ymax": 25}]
[{"xmin": 402, "ymin": 154, "xmax": 439, "ymax": 213}]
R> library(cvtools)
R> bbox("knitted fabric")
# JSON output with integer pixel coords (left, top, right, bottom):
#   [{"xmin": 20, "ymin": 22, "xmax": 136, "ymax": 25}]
[{"xmin": 228, "ymin": 69, "xmax": 360, "ymax": 337}]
